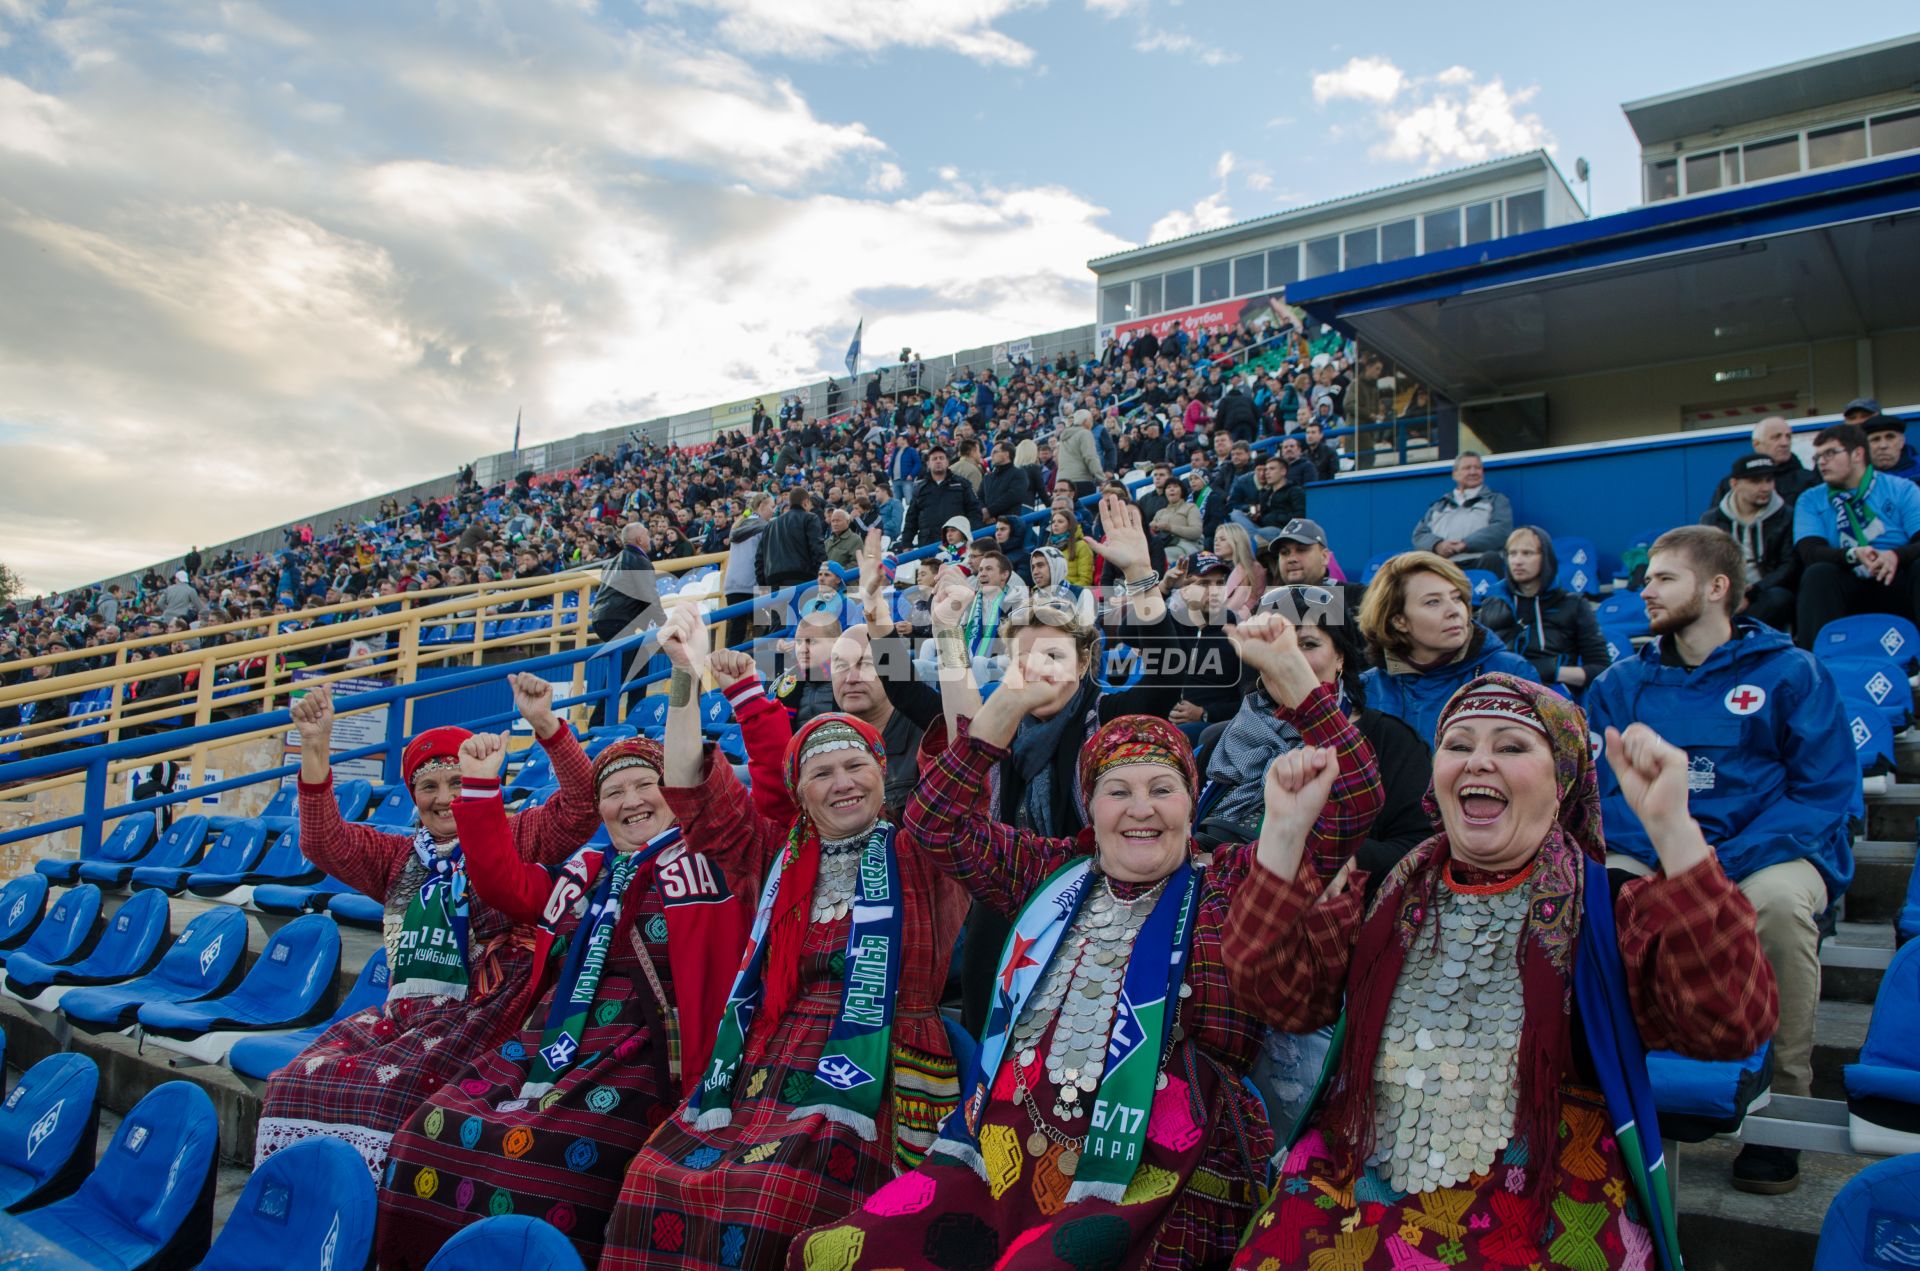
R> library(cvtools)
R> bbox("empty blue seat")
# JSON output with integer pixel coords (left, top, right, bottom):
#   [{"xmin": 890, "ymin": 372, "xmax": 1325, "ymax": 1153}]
[
  {"xmin": 1846, "ymin": 939, "xmax": 1920, "ymax": 1155},
  {"xmin": 0, "ymin": 1053, "xmax": 99, "ymax": 1214},
  {"xmin": 1814, "ymin": 1152, "xmax": 1920, "ymax": 1270},
  {"xmin": 230, "ymin": 950, "xmax": 391, "ymax": 1082},
  {"xmin": 1816, "ymin": 613, "xmax": 1920, "ymax": 675},
  {"xmin": 365, "ymin": 787, "xmax": 414, "ymax": 827},
  {"xmin": 699, "ymin": 690, "xmax": 732, "ymax": 734},
  {"xmin": 131, "ymin": 821, "xmax": 267, "ymax": 896},
  {"xmin": 35, "ymin": 812, "xmax": 156, "ymax": 886},
  {"xmin": 1645, "ymin": 1043, "xmax": 1772, "ymax": 1142},
  {"xmin": 1594, "ymin": 589, "xmax": 1651, "ymax": 636},
  {"xmin": 715, "ymin": 725, "xmax": 747, "ymax": 765},
  {"xmin": 326, "ymin": 892, "xmax": 384, "ymax": 929},
  {"xmin": 60, "ymin": 905, "xmax": 249, "ymax": 1032},
  {"xmin": 0, "ymin": 886, "xmax": 101, "ymax": 970},
  {"xmin": 137, "ymin": 914, "xmax": 339, "ymax": 1063},
  {"xmin": 251, "ymin": 875, "xmax": 353, "ymax": 917},
  {"xmin": 1830, "ymin": 656, "xmax": 1913, "ymax": 732},
  {"xmin": 425, "ymin": 1215, "xmax": 586, "ymax": 1271},
  {"xmin": 197, "ymin": 1137, "xmax": 375, "ymax": 1271},
  {"xmin": 333, "ymin": 778, "xmax": 373, "ymax": 823},
  {"xmin": 1842, "ymin": 694, "xmax": 1897, "ymax": 783},
  {"xmin": 1554, "ymin": 535, "xmax": 1602, "ymax": 595},
  {"xmin": 1899, "ymin": 861, "xmax": 1920, "ymax": 948},
  {"xmin": 509, "ymin": 749, "xmax": 556, "ymax": 796},
  {"xmin": 6, "ymin": 889, "xmax": 172, "ymax": 1008},
  {"xmin": 0, "ymin": 876, "xmax": 49, "ymax": 953},
  {"xmin": 1600, "ymin": 626, "xmax": 1640, "ymax": 665},
  {"xmin": 186, "ymin": 824, "xmax": 320, "ymax": 901},
  {"xmin": 14, "ymin": 1080, "xmax": 219, "ymax": 1269},
  {"xmin": 209, "ymin": 784, "xmax": 296, "ymax": 835},
  {"xmin": 628, "ymin": 695, "xmax": 669, "ymax": 737},
  {"xmin": 77, "ymin": 815, "xmax": 208, "ymax": 889},
  {"xmin": 1462, "ymin": 568, "xmax": 1501, "ymax": 607}
]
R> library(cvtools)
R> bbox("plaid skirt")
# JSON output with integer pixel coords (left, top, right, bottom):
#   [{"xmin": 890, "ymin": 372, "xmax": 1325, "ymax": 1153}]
[
  {"xmin": 376, "ymin": 929, "xmax": 678, "ymax": 1269},
  {"xmin": 603, "ymin": 926, "xmax": 953, "ymax": 1271},
  {"xmin": 255, "ymin": 932, "xmax": 543, "ymax": 1178}
]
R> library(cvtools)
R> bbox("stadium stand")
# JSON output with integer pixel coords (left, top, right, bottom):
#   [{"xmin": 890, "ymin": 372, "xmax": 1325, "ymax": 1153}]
[
  {"xmin": 75, "ymin": 814, "xmax": 207, "ymax": 890},
  {"xmin": 0, "ymin": 886, "xmax": 100, "ymax": 971},
  {"xmin": 33, "ymin": 811, "xmax": 154, "ymax": 886},
  {"xmin": 0, "ymin": 1053, "xmax": 99, "ymax": 1213},
  {"xmin": 2, "ymin": 887, "xmax": 171, "ymax": 1011},
  {"xmin": 59, "ymin": 904, "xmax": 249, "ymax": 1032},
  {"xmin": 0, "ymin": 875, "xmax": 48, "ymax": 954},
  {"xmin": 136, "ymin": 913, "xmax": 340, "ymax": 1064},
  {"xmin": 229, "ymin": 949, "xmax": 391, "ymax": 1084}
]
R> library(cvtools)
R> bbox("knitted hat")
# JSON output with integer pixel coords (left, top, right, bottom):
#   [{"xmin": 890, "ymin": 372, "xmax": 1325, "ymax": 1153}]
[
  {"xmin": 591, "ymin": 736, "xmax": 666, "ymax": 795},
  {"xmin": 402, "ymin": 725, "xmax": 473, "ymax": 787}
]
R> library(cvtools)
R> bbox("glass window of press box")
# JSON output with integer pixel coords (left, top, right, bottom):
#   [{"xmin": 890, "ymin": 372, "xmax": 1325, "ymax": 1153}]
[{"xmin": 1645, "ymin": 105, "xmax": 1920, "ymax": 201}]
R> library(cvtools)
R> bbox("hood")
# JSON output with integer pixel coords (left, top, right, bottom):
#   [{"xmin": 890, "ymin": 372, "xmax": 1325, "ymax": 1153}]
[
  {"xmin": 1032, "ymin": 545, "xmax": 1070, "ymax": 586},
  {"xmin": 1715, "ymin": 487, "xmax": 1786, "ymax": 526},
  {"xmin": 942, "ymin": 515, "xmax": 973, "ymax": 538},
  {"xmin": 1502, "ymin": 526, "xmax": 1558, "ymax": 594}
]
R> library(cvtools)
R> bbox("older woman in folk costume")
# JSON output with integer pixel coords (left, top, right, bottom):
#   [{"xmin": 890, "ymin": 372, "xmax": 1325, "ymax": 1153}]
[
  {"xmin": 602, "ymin": 608, "xmax": 970, "ymax": 1271},
  {"xmin": 377, "ymin": 732, "xmax": 752, "ymax": 1268},
  {"xmin": 257, "ymin": 674, "xmax": 603, "ymax": 1176},
  {"xmin": 787, "ymin": 616, "xmax": 1386, "ymax": 1271},
  {"xmin": 1227, "ymin": 674, "xmax": 1779, "ymax": 1270}
]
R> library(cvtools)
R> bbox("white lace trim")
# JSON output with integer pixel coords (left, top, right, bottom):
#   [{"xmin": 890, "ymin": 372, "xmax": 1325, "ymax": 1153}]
[{"xmin": 255, "ymin": 1117, "xmax": 393, "ymax": 1179}]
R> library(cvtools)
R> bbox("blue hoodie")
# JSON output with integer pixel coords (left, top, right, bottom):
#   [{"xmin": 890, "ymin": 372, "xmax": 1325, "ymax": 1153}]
[
  {"xmin": 1361, "ymin": 624, "xmax": 1541, "ymax": 749},
  {"xmin": 1584, "ymin": 617, "xmax": 1857, "ymax": 897}
]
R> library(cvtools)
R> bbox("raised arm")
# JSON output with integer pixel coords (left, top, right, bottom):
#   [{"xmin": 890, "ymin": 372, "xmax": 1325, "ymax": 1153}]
[
  {"xmin": 291, "ymin": 683, "xmax": 409, "ymax": 899},
  {"xmin": 927, "ymin": 565, "xmax": 985, "ymax": 740},
  {"xmin": 503, "ymin": 672, "xmax": 602, "ymax": 865},
  {"xmin": 452, "ymin": 732, "xmax": 561, "ymax": 923}
]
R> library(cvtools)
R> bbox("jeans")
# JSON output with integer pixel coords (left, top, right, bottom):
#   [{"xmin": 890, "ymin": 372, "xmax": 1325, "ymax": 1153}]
[
  {"xmin": 1231, "ymin": 511, "xmax": 1283, "ymax": 546},
  {"xmin": 1795, "ymin": 559, "xmax": 1920, "ymax": 649}
]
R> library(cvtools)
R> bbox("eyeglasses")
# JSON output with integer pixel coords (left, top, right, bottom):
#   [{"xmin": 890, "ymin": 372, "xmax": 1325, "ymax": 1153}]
[{"xmin": 1812, "ymin": 447, "xmax": 1852, "ymax": 465}]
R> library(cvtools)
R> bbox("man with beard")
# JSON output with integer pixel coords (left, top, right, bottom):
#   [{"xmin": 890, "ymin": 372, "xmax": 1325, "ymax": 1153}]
[
  {"xmin": 1701, "ymin": 454, "xmax": 1799, "ymax": 629},
  {"xmin": 827, "ymin": 625, "xmax": 923, "ymax": 816},
  {"xmin": 1585, "ymin": 525, "xmax": 1855, "ymax": 1199},
  {"xmin": 1262, "ymin": 517, "xmax": 1363, "ymax": 617}
]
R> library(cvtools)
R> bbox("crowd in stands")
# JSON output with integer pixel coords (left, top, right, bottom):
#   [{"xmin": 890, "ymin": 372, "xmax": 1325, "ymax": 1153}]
[{"xmin": 5, "ymin": 307, "xmax": 1907, "ymax": 1265}]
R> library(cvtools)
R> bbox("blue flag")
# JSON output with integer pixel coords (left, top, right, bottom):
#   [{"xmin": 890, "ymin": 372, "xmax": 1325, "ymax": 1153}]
[
  {"xmin": 844, "ymin": 319, "xmax": 862, "ymax": 379},
  {"xmin": 510, "ymin": 408, "xmax": 522, "ymax": 471}
]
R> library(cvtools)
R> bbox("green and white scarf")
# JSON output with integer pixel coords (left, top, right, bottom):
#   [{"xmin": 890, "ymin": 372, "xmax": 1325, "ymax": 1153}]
[{"xmin": 388, "ymin": 830, "xmax": 471, "ymax": 1003}]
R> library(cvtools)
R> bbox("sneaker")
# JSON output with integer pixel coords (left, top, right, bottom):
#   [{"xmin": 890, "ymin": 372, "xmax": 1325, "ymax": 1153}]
[{"xmin": 1732, "ymin": 1144, "xmax": 1801, "ymax": 1194}]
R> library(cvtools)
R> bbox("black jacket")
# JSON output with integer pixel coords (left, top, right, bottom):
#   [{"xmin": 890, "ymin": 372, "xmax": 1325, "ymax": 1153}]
[
  {"xmin": 755, "ymin": 509, "xmax": 826, "ymax": 587},
  {"xmin": 1351, "ymin": 708, "xmax": 1434, "ymax": 880},
  {"xmin": 1701, "ymin": 491, "xmax": 1800, "ymax": 600},
  {"xmin": 980, "ymin": 465, "xmax": 1033, "ymax": 519},
  {"xmin": 1216, "ymin": 390, "xmax": 1257, "ymax": 441},
  {"xmin": 588, "ymin": 545, "xmax": 661, "ymax": 641},
  {"xmin": 1254, "ymin": 482, "xmax": 1307, "ymax": 528},
  {"xmin": 1475, "ymin": 533, "xmax": 1608, "ymax": 684},
  {"xmin": 898, "ymin": 474, "xmax": 983, "ymax": 549}
]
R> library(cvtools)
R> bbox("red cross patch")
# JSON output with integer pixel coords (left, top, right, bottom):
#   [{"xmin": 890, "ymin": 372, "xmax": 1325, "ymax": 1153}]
[{"xmin": 1724, "ymin": 684, "xmax": 1767, "ymax": 715}]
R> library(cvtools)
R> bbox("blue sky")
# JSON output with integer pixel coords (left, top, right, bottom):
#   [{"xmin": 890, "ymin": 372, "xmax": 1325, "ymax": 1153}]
[{"xmin": 0, "ymin": 0, "xmax": 1914, "ymax": 591}]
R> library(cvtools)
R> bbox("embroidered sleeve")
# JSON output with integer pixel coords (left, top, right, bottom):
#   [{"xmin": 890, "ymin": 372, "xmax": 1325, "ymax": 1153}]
[
  {"xmin": 1223, "ymin": 849, "xmax": 1368, "ymax": 1033},
  {"xmin": 453, "ymin": 778, "xmax": 557, "ymax": 924},
  {"xmin": 1279, "ymin": 683, "xmax": 1387, "ymax": 875},
  {"xmin": 902, "ymin": 716, "xmax": 1081, "ymax": 917},
  {"xmin": 1616, "ymin": 856, "xmax": 1779, "ymax": 1059},
  {"xmin": 663, "ymin": 747, "xmax": 786, "ymax": 880},
  {"xmin": 297, "ymin": 773, "xmax": 408, "ymax": 900},
  {"xmin": 725, "ymin": 673, "xmax": 798, "ymax": 828},
  {"xmin": 509, "ymin": 727, "xmax": 603, "ymax": 867}
]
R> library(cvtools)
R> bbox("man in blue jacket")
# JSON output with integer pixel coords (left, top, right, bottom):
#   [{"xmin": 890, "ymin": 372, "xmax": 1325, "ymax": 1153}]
[
  {"xmin": 1587, "ymin": 525, "xmax": 1857, "ymax": 1197},
  {"xmin": 1794, "ymin": 420, "xmax": 1920, "ymax": 647}
]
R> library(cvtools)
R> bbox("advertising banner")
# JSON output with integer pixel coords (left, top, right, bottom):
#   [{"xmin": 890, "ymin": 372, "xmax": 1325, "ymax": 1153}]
[{"xmin": 1110, "ymin": 287, "xmax": 1297, "ymax": 346}]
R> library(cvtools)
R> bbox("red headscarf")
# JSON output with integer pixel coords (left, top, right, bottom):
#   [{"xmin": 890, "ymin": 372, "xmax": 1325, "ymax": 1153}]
[
  {"xmin": 402, "ymin": 726, "xmax": 472, "ymax": 789},
  {"xmin": 591, "ymin": 736, "xmax": 666, "ymax": 795},
  {"xmin": 1076, "ymin": 715, "xmax": 1198, "ymax": 813}
]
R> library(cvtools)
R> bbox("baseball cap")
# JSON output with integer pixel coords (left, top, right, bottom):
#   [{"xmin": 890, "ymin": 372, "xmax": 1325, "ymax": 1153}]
[
  {"xmin": 1844, "ymin": 397, "xmax": 1883, "ymax": 417},
  {"xmin": 1274, "ymin": 518, "xmax": 1328, "ymax": 547},
  {"xmin": 1861, "ymin": 413, "xmax": 1905, "ymax": 437},
  {"xmin": 1186, "ymin": 552, "xmax": 1231, "ymax": 578},
  {"xmin": 1728, "ymin": 454, "xmax": 1779, "ymax": 481}
]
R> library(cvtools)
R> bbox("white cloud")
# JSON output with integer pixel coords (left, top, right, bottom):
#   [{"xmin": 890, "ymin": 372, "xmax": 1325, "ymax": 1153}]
[
  {"xmin": 1214, "ymin": 150, "xmax": 1236, "ymax": 181},
  {"xmin": 1312, "ymin": 55, "xmax": 1403, "ymax": 104},
  {"xmin": 0, "ymin": 77, "xmax": 75, "ymax": 163},
  {"xmin": 1133, "ymin": 30, "xmax": 1237, "ymax": 66},
  {"xmin": 1246, "ymin": 171, "xmax": 1272, "ymax": 191},
  {"xmin": 1147, "ymin": 190, "xmax": 1232, "ymax": 244},
  {"xmin": 866, "ymin": 160, "xmax": 906, "ymax": 193},
  {"xmin": 670, "ymin": 0, "xmax": 1040, "ymax": 67},
  {"xmin": 1311, "ymin": 57, "xmax": 1554, "ymax": 169},
  {"xmin": 1084, "ymin": 0, "xmax": 1141, "ymax": 14}
]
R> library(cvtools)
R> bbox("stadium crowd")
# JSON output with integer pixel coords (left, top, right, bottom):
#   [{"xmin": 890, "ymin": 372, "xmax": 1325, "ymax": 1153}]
[{"xmin": 2, "ymin": 310, "xmax": 1907, "ymax": 1268}]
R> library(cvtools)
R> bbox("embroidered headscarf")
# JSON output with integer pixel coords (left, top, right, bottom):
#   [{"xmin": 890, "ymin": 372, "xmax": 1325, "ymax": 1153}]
[
  {"xmin": 402, "ymin": 725, "xmax": 473, "ymax": 790},
  {"xmin": 592, "ymin": 736, "xmax": 665, "ymax": 795},
  {"xmin": 1319, "ymin": 672, "xmax": 1603, "ymax": 1224},
  {"xmin": 1076, "ymin": 714, "xmax": 1199, "ymax": 811}
]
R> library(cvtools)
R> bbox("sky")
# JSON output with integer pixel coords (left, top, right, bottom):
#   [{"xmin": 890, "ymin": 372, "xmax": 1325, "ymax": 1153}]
[{"xmin": 1, "ymin": 1, "xmax": 1915, "ymax": 593}]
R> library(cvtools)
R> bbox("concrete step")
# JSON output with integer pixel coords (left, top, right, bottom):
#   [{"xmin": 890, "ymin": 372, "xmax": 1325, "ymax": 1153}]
[
  {"xmin": 1811, "ymin": 998, "xmax": 1872, "ymax": 1101},
  {"xmin": 1865, "ymin": 783, "xmax": 1920, "ymax": 841},
  {"xmin": 1674, "ymin": 1136, "xmax": 1872, "ymax": 1271},
  {"xmin": 1821, "ymin": 920, "xmax": 1895, "ymax": 1004}
]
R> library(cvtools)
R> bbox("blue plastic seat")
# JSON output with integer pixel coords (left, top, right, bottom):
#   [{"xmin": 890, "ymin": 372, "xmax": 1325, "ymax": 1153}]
[
  {"xmin": 1899, "ymin": 861, "xmax": 1920, "ymax": 948},
  {"xmin": 197, "ymin": 1137, "xmax": 375, "ymax": 1271},
  {"xmin": 209, "ymin": 784, "xmax": 296, "ymax": 835},
  {"xmin": 0, "ymin": 885, "xmax": 101, "ymax": 970},
  {"xmin": 425, "ymin": 1215, "xmax": 586, "ymax": 1271},
  {"xmin": 0, "ymin": 1053, "xmax": 99, "ymax": 1214},
  {"xmin": 35, "ymin": 812, "xmax": 156, "ymax": 886},
  {"xmin": 715, "ymin": 725, "xmax": 747, "ymax": 764},
  {"xmin": 1845, "ymin": 939, "xmax": 1920, "ymax": 1154},
  {"xmin": 1815, "ymin": 613, "xmax": 1920, "ymax": 676},
  {"xmin": 627, "ymin": 695, "xmax": 669, "ymax": 737},
  {"xmin": 509, "ymin": 749, "xmax": 556, "ymax": 797},
  {"xmin": 60, "ymin": 905, "xmax": 249, "ymax": 1032},
  {"xmin": 251, "ymin": 875, "xmax": 353, "ymax": 917},
  {"xmin": 5, "ymin": 889, "xmax": 172, "ymax": 1007},
  {"xmin": 332, "ymin": 778, "xmax": 373, "ymax": 823},
  {"xmin": 78, "ymin": 815, "xmax": 208, "ymax": 889},
  {"xmin": 699, "ymin": 690, "xmax": 731, "ymax": 735},
  {"xmin": 365, "ymin": 787, "xmax": 415, "ymax": 828},
  {"xmin": 1461, "ymin": 569, "xmax": 1500, "ymax": 607},
  {"xmin": 1814, "ymin": 1152, "xmax": 1920, "ymax": 1270},
  {"xmin": 1362, "ymin": 551, "xmax": 1396, "ymax": 584},
  {"xmin": 1645, "ymin": 1044, "xmax": 1772, "ymax": 1142},
  {"xmin": 326, "ymin": 892, "xmax": 385, "ymax": 929},
  {"xmin": 1829, "ymin": 656, "xmax": 1913, "ymax": 732},
  {"xmin": 131, "ymin": 822, "xmax": 267, "ymax": 896},
  {"xmin": 137, "ymin": 914, "xmax": 339, "ymax": 1062},
  {"xmin": 14, "ymin": 1080, "xmax": 219, "ymax": 1269},
  {"xmin": 0, "ymin": 876, "xmax": 49, "ymax": 953},
  {"xmin": 229, "ymin": 950, "xmax": 390, "ymax": 1082},
  {"xmin": 186, "ymin": 824, "xmax": 320, "ymax": 899},
  {"xmin": 1840, "ymin": 692, "xmax": 1897, "ymax": 781},
  {"xmin": 1594, "ymin": 589, "xmax": 1651, "ymax": 636},
  {"xmin": 1600, "ymin": 626, "xmax": 1640, "ymax": 665},
  {"xmin": 1554, "ymin": 535, "xmax": 1602, "ymax": 595}
]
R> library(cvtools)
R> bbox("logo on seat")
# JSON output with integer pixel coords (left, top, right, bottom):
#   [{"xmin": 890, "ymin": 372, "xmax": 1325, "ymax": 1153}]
[
  {"xmin": 199, "ymin": 934, "xmax": 224, "ymax": 976},
  {"xmin": 26, "ymin": 1100, "xmax": 61, "ymax": 1159},
  {"xmin": 1883, "ymin": 629, "xmax": 1907, "ymax": 658},
  {"xmin": 1867, "ymin": 671, "xmax": 1895, "ymax": 704},
  {"xmin": 1853, "ymin": 716, "xmax": 1873, "ymax": 748}
]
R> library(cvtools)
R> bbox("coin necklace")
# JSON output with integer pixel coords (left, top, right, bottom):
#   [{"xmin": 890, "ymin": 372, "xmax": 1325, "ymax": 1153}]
[{"xmin": 809, "ymin": 831, "xmax": 867, "ymax": 923}]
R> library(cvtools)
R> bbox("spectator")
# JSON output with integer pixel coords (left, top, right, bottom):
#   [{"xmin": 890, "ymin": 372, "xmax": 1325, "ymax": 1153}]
[
  {"xmin": 1301, "ymin": 418, "xmax": 1340, "ymax": 482},
  {"xmin": 1232, "ymin": 456, "xmax": 1305, "ymax": 545},
  {"xmin": 1409, "ymin": 451, "xmax": 1513, "ymax": 572},
  {"xmin": 183, "ymin": 545, "xmax": 202, "ymax": 576},
  {"xmin": 826, "ymin": 626, "xmax": 922, "ymax": 816},
  {"xmin": 754, "ymin": 488, "xmax": 827, "ymax": 590},
  {"xmin": 1214, "ymin": 377, "xmax": 1258, "ymax": 442},
  {"xmin": 1054, "ymin": 408, "xmax": 1106, "ymax": 498},
  {"xmin": 1026, "ymin": 545, "xmax": 1074, "ymax": 597},
  {"xmin": 1843, "ymin": 396, "xmax": 1882, "ymax": 426},
  {"xmin": 1012, "ymin": 438, "xmax": 1049, "ymax": 505},
  {"xmin": 1262, "ymin": 518, "xmax": 1363, "ymax": 618},
  {"xmin": 896, "ymin": 445, "xmax": 982, "ymax": 550},
  {"xmin": 887, "ymin": 436, "xmax": 923, "ymax": 505},
  {"xmin": 959, "ymin": 550, "xmax": 1017, "ymax": 665},
  {"xmin": 1702, "ymin": 454, "xmax": 1800, "ymax": 629},
  {"xmin": 950, "ymin": 437, "xmax": 986, "ymax": 495},
  {"xmin": 1794, "ymin": 421, "xmax": 1920, "ymax": 645},
  {"xmin": 1586, "ymin": 524, "xmax": 1855, "ymax": 1195},
  {"xmin": 1135, "ymin": 462, "xmax": 1174, "ymax": 525},
  {"xmin": 1357, "ymin": 550, "xmax": 1539, "ymax": 746},
  {"xmin": 1711, "ymin": 416, "xmax": 1820, "ymax": 506},
  {"xmin": 769, "ymin": 610, "xmax": 841, "ymax": 726},
  {"xmin": 1279, "ymin": 435, "xmax": 1319, "ymax": 489},
  {"xmin": 979, "ymin": 442, "xmax": 1031, "ymax": 520},
  {"xmin": 158, "ymin": 570, "xmax": 205, "ymax": 625},
  {"xmin": 1475, "ymin": 526, "xmax": 1610, "ymax": 690},
  {"xmin": 1864, "ymin": 413, "xmax": 1920, "ymax": 481},
  {"xmin": 1211, "ymin": 523, "xmax": 1266, "ymax": 617},
  {"xmin": 797, "ymin": 564, "xmax": 854, "ymax": 627},
  {"xmin": 1167, "ymin": 552, "xmax": 1245, "ymax": 736},
  {"xmin": 867, "ymin": 485, "xmax": 902, "ymax": 541},
  {"xmin": 823, "ymin": 508, "xmax": 862, "ymax": 571},
  {"xmin": 96, "ymin": 584, "xmax": 122, "ymax": 627},
  {"xmin": 990, "ymin": 515, "xmax": 1029, "ymax": 569},
  {"xmin": 1149, "ymin": 476, "xmax": 1203, "ymax": 563},
  {"xmin": 1043, "ymin": 509, "xmax": 1095, "ymax": 587}
]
